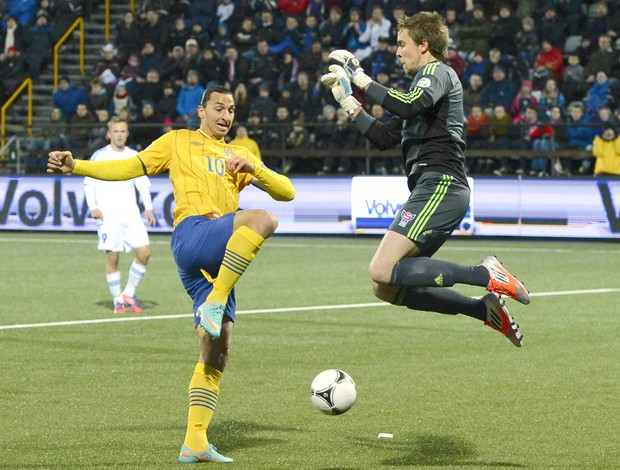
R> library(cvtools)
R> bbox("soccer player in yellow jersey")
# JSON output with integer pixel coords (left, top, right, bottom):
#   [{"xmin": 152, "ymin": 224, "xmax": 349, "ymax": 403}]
[{"xmin": 48, "ymin": 85, "xmax": 295, "ymax": 464}]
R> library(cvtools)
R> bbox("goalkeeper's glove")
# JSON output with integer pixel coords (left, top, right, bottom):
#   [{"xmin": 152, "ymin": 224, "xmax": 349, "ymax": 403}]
[
  {"xmin": 329, "ymin": 49, "xmax": 372, "ymax": 88},
  {"xmin": 320, "ymin": 64, "xmax": 360, "ymax": 115}
]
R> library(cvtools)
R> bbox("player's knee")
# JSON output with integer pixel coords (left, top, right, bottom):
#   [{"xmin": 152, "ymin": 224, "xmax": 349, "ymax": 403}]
[
  {"xmin": 136, "ymin": 247, "xmax": 151, "ymax": 264},
  {"xmin": 261, "ymin": 210, "xmax": 278, "ymax": 235},
  {"xmin": 371, "ymin": 281, "xmax": 397, "ymax": 303},
  {"xmin": 368, "ymin": 259, "xmax": 392, "ymax": 285}
]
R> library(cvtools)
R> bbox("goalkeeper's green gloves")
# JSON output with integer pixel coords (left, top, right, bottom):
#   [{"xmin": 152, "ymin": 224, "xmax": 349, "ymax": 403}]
[
  {"xmin": 320, "ymin": 64, "xmax": 360, "ymax": 115},
  {"xmin": 329, "ymin": 49, "xmax": 372, "ymax": 88}
]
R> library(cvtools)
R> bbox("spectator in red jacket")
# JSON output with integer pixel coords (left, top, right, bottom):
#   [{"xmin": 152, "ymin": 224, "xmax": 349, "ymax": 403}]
[{"xmin": 533, "ymin": 39, "xmax": 564, "ymax": 89}]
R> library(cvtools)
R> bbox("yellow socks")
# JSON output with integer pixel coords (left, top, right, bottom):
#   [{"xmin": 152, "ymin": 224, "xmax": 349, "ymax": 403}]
[
  {"xmin": 207, "ymin": 226, "xmax": 265, "ymax": 304},
  {"xmin": 183, "ymin": 363, "xmax": 223, "ymax": 451}
]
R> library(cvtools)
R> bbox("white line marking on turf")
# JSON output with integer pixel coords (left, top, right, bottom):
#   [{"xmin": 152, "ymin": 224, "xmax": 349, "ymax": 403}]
[{"xmin": 1, "ymin": 289, "xmax": 619, "ymax": 331}]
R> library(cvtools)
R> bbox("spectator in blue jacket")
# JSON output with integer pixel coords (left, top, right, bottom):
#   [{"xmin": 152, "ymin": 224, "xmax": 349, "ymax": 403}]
[
  {"xmin": 175, "ymin": 69, "xmax": 205, "ymax": 126},
  {"xmin": 566, "ymin": 102, "xmax": 596, "ymax": 174},
  {"xmin": 52, "ymin": 75, "xmax": 89, "ymax": 123},
  {"xmin": 480, "ymin": 65, "xmax": 516, "ymax": 116}
]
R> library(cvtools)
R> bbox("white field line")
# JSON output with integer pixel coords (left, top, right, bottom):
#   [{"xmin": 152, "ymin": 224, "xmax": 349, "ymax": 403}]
[
  {"xmin": 1, "ymin": 236, "xmax": 619, "ymax": 255},
  {"xmin": 1, "ymin": 288, "xmax": 619, "ymax": 331}
]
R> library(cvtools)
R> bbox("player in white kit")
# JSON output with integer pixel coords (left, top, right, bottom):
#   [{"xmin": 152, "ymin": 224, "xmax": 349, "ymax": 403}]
[{"xmin": 84, "ymin": 116, "xmax": 157, "ymax": 314}]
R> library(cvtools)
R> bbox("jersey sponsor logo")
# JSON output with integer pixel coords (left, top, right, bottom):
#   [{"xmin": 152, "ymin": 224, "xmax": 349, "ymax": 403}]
[
  {"xmin": 225, "ymin": 147, "xmax": 235, "ymax": 159},
  {"xmin": 398, "ymin": 210, "xmax": 415, "ymax": 227},
  {"xmin": 416, "ymin": 77, "xmax": 431, "ymax": 88}
]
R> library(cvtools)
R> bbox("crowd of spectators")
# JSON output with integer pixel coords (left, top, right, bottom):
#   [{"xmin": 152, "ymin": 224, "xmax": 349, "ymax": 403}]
[{"xmin": 2, "ymin": 0, "xmax": 620, "ymax": 176}]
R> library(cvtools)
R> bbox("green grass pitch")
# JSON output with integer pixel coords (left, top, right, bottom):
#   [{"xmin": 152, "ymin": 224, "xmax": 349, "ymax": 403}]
[{"xmin": 0, "ymin": 232, "xmax": 619, "ymax": 469}]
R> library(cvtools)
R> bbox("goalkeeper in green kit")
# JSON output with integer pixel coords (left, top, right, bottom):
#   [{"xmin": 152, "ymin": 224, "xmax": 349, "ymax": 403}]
[{"xmin": 322, "ymin": 11, "xmax": 530, "ymax": 347}]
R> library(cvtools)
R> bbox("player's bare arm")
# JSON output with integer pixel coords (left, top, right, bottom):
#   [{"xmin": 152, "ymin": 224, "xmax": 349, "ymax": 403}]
[{"xmin": 47, "ymin": 151, "xmax": 75, "ymax": 174}]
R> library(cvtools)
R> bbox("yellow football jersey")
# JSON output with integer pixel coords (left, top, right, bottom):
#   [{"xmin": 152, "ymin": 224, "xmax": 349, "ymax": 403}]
[{"xmin": 138, "ymin": 129, "xmax": 260, "ymax": 225}]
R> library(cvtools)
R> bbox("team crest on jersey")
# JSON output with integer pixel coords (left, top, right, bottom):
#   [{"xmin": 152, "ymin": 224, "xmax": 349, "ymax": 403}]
[
  {"xmin": 190, "ymin": 141, "xmax": 203, "ymax": 146},
  {"xmin": 398, "ymin": 210, "xmax": 415, "ymax": 227},
  {"xmin": 224, "ymin": 147, "xmax": 236, "ymax": 159},
  {"xmin": 416, "ymin": 77, "xmax": 431, "ymax": 88}
]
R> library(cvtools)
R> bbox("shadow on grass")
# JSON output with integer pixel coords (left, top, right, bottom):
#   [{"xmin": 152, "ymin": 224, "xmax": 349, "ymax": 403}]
[
  {"xmin": 210, "ymin": 419, "xmax": 301, "ymax": 450},
  {"xmin": 351, "ymin": 433, "xmax": 524, "ymax": 468}
]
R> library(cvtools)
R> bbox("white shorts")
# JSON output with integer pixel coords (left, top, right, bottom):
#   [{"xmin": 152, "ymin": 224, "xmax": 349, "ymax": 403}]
[{"xmin": 97, "ymin": 218, "xmax": 150, "ymax": 253}]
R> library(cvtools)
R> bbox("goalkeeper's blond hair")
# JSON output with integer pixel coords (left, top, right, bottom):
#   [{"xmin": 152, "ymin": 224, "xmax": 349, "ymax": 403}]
[{"xmin": 398, "ymin": 12, "xmax": 449, "ymax": 61}]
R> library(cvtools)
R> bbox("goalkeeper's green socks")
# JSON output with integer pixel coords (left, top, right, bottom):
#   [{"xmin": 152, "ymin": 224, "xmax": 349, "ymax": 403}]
[
  {"xmin": 207, "ymin": 226, "xmax": 265, "ymax": 304},
  {"xmin": 183, "ymin": 363, "xmax": 222, "ymax": 451}
]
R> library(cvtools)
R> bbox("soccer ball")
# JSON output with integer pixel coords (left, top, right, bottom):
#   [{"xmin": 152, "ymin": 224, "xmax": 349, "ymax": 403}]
[{"xmin": 310, "ymin": 369, "xmax": 357, "ymax": 415}]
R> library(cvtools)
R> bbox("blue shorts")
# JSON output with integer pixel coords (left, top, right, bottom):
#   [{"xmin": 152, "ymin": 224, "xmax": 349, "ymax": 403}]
[{"xmin": 170, "ymin": 214, "xmax": 237, "ymax": 327}]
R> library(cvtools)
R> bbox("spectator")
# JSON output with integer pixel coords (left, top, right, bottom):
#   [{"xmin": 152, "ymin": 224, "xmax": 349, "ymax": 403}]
[
  {"xmin": 465, "ymin": 105, "xmax": 491, "ymax": 174},
  {"xmin": 277, "ymin": 49, "xmax": 299, "ymax": 89},
  {"xmin": 506, "ymin": 104, "xmax": 543, "ymax": 176},
  {"xmin": 65, "ymin": 102, "xmax": 98, "ymax": 159},
  {"xmin": 554, "ymin": 0, "xmax": 583, "ymax": 37},
  {"xmin": 515, "ymin": 16, "xmax": 539, "ymax": 66},
  {"xmin": 593, "ymin": 106, "xmax": 618, "ymax": 136},
  {"xmin": 8, "ymin": 0, "xmax": 36, "ymax": 27},
  {"xmin": 1, "ymin": 16, "xmax": 25, "ymax": 55},
  {"xmin": 183, "ymin": 38, "xmax": 201, "ymax": 72},
  {"xmin": 22, "ymin": 11, "xmax": 56, "ymax": 80},
  {"xmin": 547, "ymin": 105, "xmax": 569, "ymax": 176},
  {"xmin": 114, "ymin": 12, "xmax": 142, "ymax": 65},
  {"xmin": 228, "ymin": 125, "xmax": 261, "ymax": 160},
  {"xmin": 133, "ymin": 68, "xmax": 163, "ymax": 110},
  {"xmin": 480, "ymin": 65, "xmax": 516, "ymax": 116},
  {"xmin": 288, "ymin": 71, "xmax": 320, "ymax": 123},
  {"xmin": 489, "ymin": 3, "xmax": 521, "ymax": 57},
  {"xmin": 444, "ymin": 40, "xmax": 465, "ymax": 80},
  {"xmin": 119, "ymin": 53, "xmax": 142, "ymax": 82},
  {"xmin": 168, "ymin": 17, "xmax": 190, "ymax": 52},
  {"xmin": 333, "ymin": 108, "xmax": 362, "ymax": 174},
  {"xmin": 157, "ymin": 80, "xmax": 178, "ymax": 121},
  {"xmin": 463, "ymin": 50, "xmax": 487, "ymax": 83},
  {"xmin": 298, "ymin": 39, "xmax": 322, "ymax": 77},
  {"xmin": 255, "ymin": 9, "xmax": 279, "ymax": 45},
  {"xmin": 138, "ymin": 42, "xmax": 164, "ymax": 79},
  {"xmin": 140, "ymin": 8, "xmax": 168, "ymax": 52},
  {"xmin": 268, "ymin": 15, "xmax": 301, "ymax": 57},
  {"xmin": 94, "ymin": 43, "xmax": 121, "ymax": 88},
  {"xmin": 250, "ymin": 83, "xmax": 277, "ymax": 122},
  {"xmin": 232, "ymin": 82, "xmax": 250, "ymax": 123},
  {"xmin": 87, "ymin": 108, "xmax": 112, "ymax": 154},
  {"xmin": 210, "ymin": 22, "xmax": 231, "ymax": 57},
  {"xmin": 184, "ymin": 0, "xmax": 218, "ymax": 35},
  {"xmin": 482, "ymin": 48, "xmax": 511, "ymax": 84},
  {"xmin": 536, "ymin": 6, "xmax": 566, "ymax": 51},
  {"xmin": 318, "ymin": 5, "xmax": 346, "ymax": 50},
  {"xmin": 87, "ymin": 76, "xmax": 112, "ymax": 112},
  {"xmin": 221, "ymin": 44, "xmax": 249, "ymax": 90},
  {"xmin": 584, "ymin": 71, "xmax": 617, "ymax": 118},
  {"xmin": 286, "ymin": 116, "xmax": 312, "ymax": 173},
  {"xmin": 459, "ymin": 3, "xmax": 493, "ymax": 54},
  {"xmin": 584, "ymin": 34, "xmax": 618, "ymax": 84},
  {"xmin": 216, "ymin": 0, "xmax": 235, "ymax": 27},
  {"xmin": 305, "ymin": 0, "xmax": 326, "ymax": 20},
  {"xmin": 562, "ymin": 52, "xmax": 586, "ymax": 103},
  {"xmin": 195, "ymin": 48, "xmax": 222, "ymax": 87},
  {"xmin": 510, "ymin": 79, "xmax": 539, "ymax": 117},
  {"xmin": 532, "ymin": 39, "xmax": 564, "ymax": 89},
  {"xmin": 355, "ymin": 5, "xmax": 391, "ymax": 62},
  {"xmin": 160, "ymin": 45, "xmax": 186, "ymax": 85},
  {"xmin": 176, "ymin": 69, "xmax": 205, "ymax": 127},
  {"xmin": 368, "ymin": 36, "xmax": 397, "ymax": 80},
  {"xmin": 341, "ymin": 7, "xmax": 366, "ymax": 54},
  {"xmin": 592, "ymin": 124, "xmax": 620, "ymax": 176},
  {"xmin": 264, "ymin": 105, "xmax": 292, "ymax": 169},
  {"xmin": 132, "ymin": 100, "xmax": 161, "ymax": 151},
  {"xmin": 315, "ymin": 103, "xmax": 338, "ymax": 175},
  {"xmin": 538, "ymin": 78, "xmax": 565, "ymax": 119},
  {"xmin": 52, "ymin": 75, "xmax": 89, "ymax": 123},
  {"xmin": 565, "ymin": 102, "xmax": 595, "ymax": 174},
  {"xmin": 111, "ymin": 82, "xmax": 136, "ymax": 117},
  {"xmin": 25, "ymin": 107, "xmax": 67, "ymax": 173},
  {"xmin": 582, "ymin": 1, "xmax": 619, "ymax": 47},
  {"xmin": 247, "ymin": 39, "xmax": 280, "ymax": 95},
  {"xmin": 233, "ymin": 17, "xmax": 256, "ymax": 55},
  {"xmin": 463, "ymin": 73, "xmax": 484, "ymax": 115},
  {"xmin": 529, "ymin": 110, "xmax": 557, "ymax": 177},
  {"xmin": 246, "ymin": 109, "xmax": 266, "ymax": 148},
  {"xmin": 489, "ymin": 104, "xmax": 513, "ymax": 176},
  {"xmin": 0, "ymin": 46, "xmax": 26, "ymax": 103},
  {"xmin": 444, "ymin": 8, "xmax": 462, "ymax": 50},
  {"xmin": 300, "ymin": 13, "xmax": 319, "ymax": 53}
]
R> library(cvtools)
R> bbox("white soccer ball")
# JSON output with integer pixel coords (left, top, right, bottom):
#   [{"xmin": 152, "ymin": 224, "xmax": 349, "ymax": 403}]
[{"xmin": 310, "ymin": 369, "xmax": 357, "ymax": 415}]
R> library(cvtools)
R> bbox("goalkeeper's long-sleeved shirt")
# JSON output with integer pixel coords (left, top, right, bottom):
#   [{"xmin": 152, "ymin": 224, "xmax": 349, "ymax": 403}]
[{"xmin": 352, "ymin": 60, "xmax": 468, "ymax": 190}]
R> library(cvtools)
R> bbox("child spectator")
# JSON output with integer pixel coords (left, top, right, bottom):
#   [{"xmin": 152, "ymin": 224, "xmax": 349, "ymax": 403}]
[
  {"xmin": 510, "ymin": 80, "xmax": 539, "ymax": 117},
  {"xmin": 88, "ymin": 76, "xmax": 112, "ymax": 112},
  {"xmin": 562, "ymin": 53, "xmax": 586, "ymax": 103},
  {"xmin": 584, "ymin": 71, "xmax": 616, "ymax": 118},
  {"xmin": 463, "ymin": 73, "xmax": 483, "ymax": 116},
  {"xmin": 532, "ymin": 40, "xmax": 564, "ymax": 89},
  {"xmin": 538, "ymin": 78, "xmax": 565, "ymax": 119},
  {"xmin": 592, "ymin": 124, "xmax": 620, "ymax": 176},
  {"xmin": 566, "ymin": 102, "xmax": 596, "ymax": 174},
  {"xmin": 465, "ymin": 105, "xmax": 491, "ymax": 174}
]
